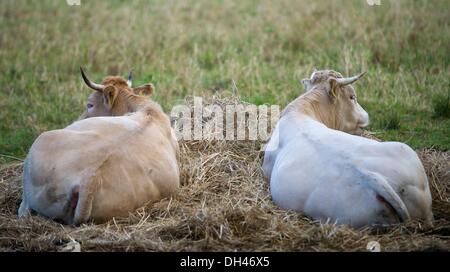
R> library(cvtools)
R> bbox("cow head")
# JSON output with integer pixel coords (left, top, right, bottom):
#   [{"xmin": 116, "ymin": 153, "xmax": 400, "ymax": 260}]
[
  {"xmin": 300, "ymin": 70, "xmax": 369, "ymax": 135},
  {"xmin": 79, "ymin": 67, "xmax": 154, "ymax": 119}
]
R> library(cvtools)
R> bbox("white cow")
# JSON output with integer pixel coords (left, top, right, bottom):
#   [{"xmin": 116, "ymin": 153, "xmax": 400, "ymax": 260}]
[{"xmin": 263, "ymin": 70, "xmax": 433, "ymax": 228}]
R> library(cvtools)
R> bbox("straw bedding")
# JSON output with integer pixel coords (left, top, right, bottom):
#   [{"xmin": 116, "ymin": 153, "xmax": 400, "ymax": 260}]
[{"xmin": 0, "ymin": 96, "xmax": 448, "ymax": 252}]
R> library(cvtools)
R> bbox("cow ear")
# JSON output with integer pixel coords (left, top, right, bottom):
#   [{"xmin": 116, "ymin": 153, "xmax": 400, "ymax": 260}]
[
  {"xmin": 301, "ymin": 78, "xmax": 312, "ymax": 92},
  {"xmin": 103, "ymin": 85, "xmax": 118, "ymax": 108},
  {"xmin": 133, "ymin": 83, "xmax": 154, "ymax": 96},
  {"xmin": 327, "ymin": 77, "xmax": 339, "ymax": 100}
]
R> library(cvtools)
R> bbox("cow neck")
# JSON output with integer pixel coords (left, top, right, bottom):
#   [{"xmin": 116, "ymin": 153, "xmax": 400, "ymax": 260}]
[
  {"xmin": 284, "ymin": 90, "xmax": 339, "ymax": 131},
  {"xmin": 115, "ymin": 95, "xmax": 147, "ymax": 115},
  {"xmin": 127, "ymin": 98, "xmax": 145, "ymax": 113}
]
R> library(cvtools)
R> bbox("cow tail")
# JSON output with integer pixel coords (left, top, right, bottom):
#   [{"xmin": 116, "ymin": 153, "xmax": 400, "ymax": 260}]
[
  {"xmin": 365, "ymin": 171, "xmax": 410, "ymax": 222},
  {"xmin": 72, "ymin": 175, "xmax": 98, "ymax": 225}
]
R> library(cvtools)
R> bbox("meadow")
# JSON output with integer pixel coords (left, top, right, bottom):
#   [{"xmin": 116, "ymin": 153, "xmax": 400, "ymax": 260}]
[
  {"xmin": 0, "ymin": 0, "xmax": 449, "ymax": 251},
  {"xmin": 0, "ymin": 0, "xmax": 449, "ymax": 158}
]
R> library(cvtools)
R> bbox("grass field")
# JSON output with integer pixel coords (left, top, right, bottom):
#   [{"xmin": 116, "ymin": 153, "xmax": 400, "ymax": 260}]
[
  {"xmin": 0, "ymin": 0, "xmax": 449, "ymax": 252},
  {"xmin": 0, "ymin": 0, "xmax": 449, "ymax": 159}
]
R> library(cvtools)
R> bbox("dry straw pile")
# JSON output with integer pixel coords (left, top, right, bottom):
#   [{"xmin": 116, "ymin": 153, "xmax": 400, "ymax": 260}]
[{"xmin": 0, "ymin": 96, "xmax": 449, "ymax": 252}]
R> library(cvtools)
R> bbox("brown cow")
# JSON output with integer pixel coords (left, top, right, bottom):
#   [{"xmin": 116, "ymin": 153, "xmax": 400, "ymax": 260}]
[{"xmin": 19, "ymin": 68, "xmax": 180, "ymax": 225}]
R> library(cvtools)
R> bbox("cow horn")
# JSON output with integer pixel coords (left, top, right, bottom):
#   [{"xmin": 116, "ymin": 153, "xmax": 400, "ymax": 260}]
[
  {"xmin": 335, "ymin": 72, "xmax": 366, "ymax": 86},
  {"xmin": 127, "ymin": 70, "xmax": 133, "ymax": 87},
  {"xmin": 80, "ymin": 67, "xmax": 105, "ymax": 91}
]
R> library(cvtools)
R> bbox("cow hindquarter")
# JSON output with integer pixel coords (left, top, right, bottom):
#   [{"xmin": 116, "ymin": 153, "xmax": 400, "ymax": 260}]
[
  {"xmin": 357, "ymin": 143, "xmax": 433, "ymax": 222},
  {"xmin": 20, "ymin": 151, "xmax": 85, "ymax": 223}
]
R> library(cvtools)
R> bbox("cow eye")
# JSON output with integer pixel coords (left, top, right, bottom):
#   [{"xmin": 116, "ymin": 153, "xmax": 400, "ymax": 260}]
[
  {"xmin": 350, "ymin": 95, "xmax": 356, "ymax": 100},
  {"xmin": 87, "ymin": 103, "xmax": 94, "ymax": 109}
]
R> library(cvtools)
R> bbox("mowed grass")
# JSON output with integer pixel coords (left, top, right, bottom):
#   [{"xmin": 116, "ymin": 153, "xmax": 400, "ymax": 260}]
[{"xmin": 0, "ymin": 0, "xmax": 449, "ymax": 159}]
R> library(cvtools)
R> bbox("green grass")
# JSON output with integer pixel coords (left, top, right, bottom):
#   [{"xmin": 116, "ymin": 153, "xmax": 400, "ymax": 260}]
[
  {"xmin": 0, "ymin": 0, "xmax": 449, "ymax": 159},
  {"xmin": 432, "ymin": 93, "xmax": 450, "ymax": 119}
]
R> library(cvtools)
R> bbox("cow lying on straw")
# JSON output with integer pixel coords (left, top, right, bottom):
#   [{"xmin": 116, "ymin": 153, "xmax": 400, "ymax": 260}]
[
  {"xmin": 18, "ymin": 68, "xmax": 180, "ymax": 225},
  {"xmin": 263, "ymin": 70, "xmax": 433, "ymax": 228}
]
